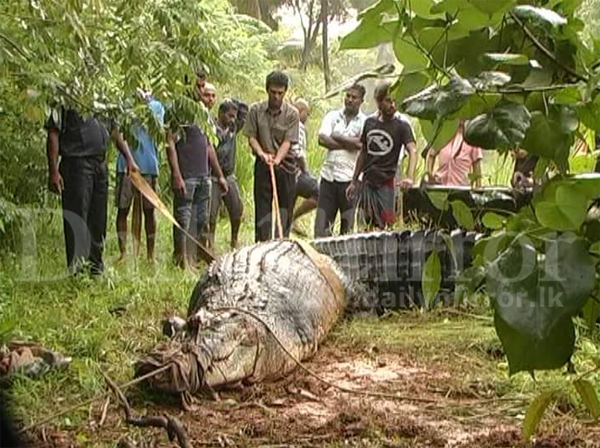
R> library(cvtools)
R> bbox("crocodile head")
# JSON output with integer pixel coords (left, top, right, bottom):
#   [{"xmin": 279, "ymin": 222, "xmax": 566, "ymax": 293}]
[{"xmin": 135, "ymin": 311, "xmax": 273, "ymax": 394}]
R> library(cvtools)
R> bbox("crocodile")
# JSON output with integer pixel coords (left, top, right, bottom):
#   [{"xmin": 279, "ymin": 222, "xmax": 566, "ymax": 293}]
[
  {"xmin": 135, "ymin": 229, "xmax": 478, "ymax": 396},
  {"xmin": 134, "ymin": 238, "xmax": 352, "ymax": 397}
]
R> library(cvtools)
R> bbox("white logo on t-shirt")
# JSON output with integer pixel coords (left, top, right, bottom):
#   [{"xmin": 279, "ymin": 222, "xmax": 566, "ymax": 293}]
[{"xmin": 366, "ymin": 129, "xmax": 394, "ymax": 156}]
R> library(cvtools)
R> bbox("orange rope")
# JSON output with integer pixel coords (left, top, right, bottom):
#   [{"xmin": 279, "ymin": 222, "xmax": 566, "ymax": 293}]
[{"xmin": 269, "ymin": 163, "xmax": 284, "ymax": 239}]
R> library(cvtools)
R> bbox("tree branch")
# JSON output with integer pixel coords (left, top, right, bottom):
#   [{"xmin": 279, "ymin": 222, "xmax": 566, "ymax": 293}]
[
  {"xmin": 103, "ymin": 372, "xmax": 192, "ymax": 448},
  {"xmin": 509, "ymin": 11, "xmax": 588, "ymax": 83}
]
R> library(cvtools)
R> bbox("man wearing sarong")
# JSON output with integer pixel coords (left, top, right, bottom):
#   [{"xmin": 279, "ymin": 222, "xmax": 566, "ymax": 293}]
[{"xmin": 346, "ymin": 82, "xmax": 417, "ymax": 230}]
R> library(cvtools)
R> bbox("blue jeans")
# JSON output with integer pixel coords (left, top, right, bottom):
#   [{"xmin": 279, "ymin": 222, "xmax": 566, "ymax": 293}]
[{"xmin": 173, "ymin": 176, "xmax": 211, "ymax": 266}]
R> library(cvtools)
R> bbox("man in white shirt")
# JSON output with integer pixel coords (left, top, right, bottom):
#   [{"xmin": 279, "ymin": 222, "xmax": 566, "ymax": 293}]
[{"xmin": 315, "ymin": 84, "xmax": 367, "ymax": 237}]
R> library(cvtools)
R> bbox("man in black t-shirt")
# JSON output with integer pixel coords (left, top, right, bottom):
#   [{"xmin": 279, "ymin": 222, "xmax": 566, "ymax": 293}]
[
  {"xmin": 207, "ymin": 99, "xmax": 246, "ymax": 250},
  {"xmin": 45, "ymin": 108, "xmax": 138, "ymax": 275},
  {"xmin": 347, "ymin": 82, "xmax": 418, "ymax": 230}
]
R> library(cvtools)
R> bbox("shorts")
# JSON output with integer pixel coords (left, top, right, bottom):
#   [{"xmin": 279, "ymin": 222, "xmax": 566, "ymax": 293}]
[
  {"xmin": 295, "ymin": 171, "xmax": 319, "ymax": 200},
  {"xmin": 115, "ymin": 173, "xmax": 157, "ymax": 210}
]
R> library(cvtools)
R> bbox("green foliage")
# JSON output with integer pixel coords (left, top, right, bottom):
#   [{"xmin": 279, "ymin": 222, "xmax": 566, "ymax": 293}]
[
  {"xmin": 340, "ymin": 0, "xmax": 600, "ymax": 164},
  {"xmin": 465, "ymin": 101, "xmax": 531, "ymax": 150},
  {"xmin": 340, "ymin": 3, "xmax": 600, "ymax": 436},
  {"xmin": 487, "ymin": 235, "xmax": 596, "ymax": 374},
  {"xmin": 449, "ymin": 200, "xmax": 475, "ymax": 230},
  {"xmin": 573, "ymin": 379, "xmax": 600, "ymax": 419},
  {"xmin": 0, "ymin": 0, "xmax": 275, "ymax": 250},
  {"xmin": 422, "ymin": 251, "xmax": 442, "ymax": 308},
  {"xmin": 522, "ymin": 390, "xmax": 558, "ymax": 442}
]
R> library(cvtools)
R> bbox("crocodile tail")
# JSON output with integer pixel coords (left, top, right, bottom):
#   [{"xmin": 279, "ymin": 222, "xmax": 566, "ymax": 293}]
[{"xmin": 311, "ymin": 229, "xmax": 481, "ymax": 310}]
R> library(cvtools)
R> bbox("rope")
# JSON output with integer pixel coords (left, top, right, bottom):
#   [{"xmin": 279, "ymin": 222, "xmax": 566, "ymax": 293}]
[
  {"xmin": 17, "ymin": 364, "xmax": 172, "ymax": 434},
  {"xmin": 212, "ymin": 307, "xmax": 439, "ymax": 404},
  {"xmin": 129, "ymin": 171, "xmax": 216, "ymax": 264},
  {"xmin": 269, "ymin": 163, "xmax": 284, "ymax": 240}
]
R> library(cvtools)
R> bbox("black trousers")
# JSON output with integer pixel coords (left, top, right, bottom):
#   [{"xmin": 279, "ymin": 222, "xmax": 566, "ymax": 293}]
[
  {"xmin": 59, "ymin": 156, "xmax": 108, "ymax": 274},
  {"xmin": 254, "ymin": 159, "xmax": 296, "ymax": 242},
  {"xmin": 314, "ymin": 179, "xmax": 355, "ymax": 238}
]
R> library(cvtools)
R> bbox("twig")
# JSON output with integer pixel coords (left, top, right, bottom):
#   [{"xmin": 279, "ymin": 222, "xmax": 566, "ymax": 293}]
[
  {"xmin": 18, "ymin": 363, "xmax": 171, "ymax": 434},
  {"xmin": 103, "ymin": 372, "xmax": 192, "ymax": 448},
  {"xmin": 99, "ymin": 395, "xmax": 111, "ymax": 427},
  {"xmin": 509, "ymin": 11, "xmax": 588, "ymax": 83},
  {"xmin": 440, "ymin": 308, "xmax": 493, "ymax": 322}
]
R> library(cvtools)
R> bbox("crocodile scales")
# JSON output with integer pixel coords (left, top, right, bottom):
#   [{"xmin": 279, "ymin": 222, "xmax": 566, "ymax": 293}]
[{"xmin": 135, "ymin": 229, "xmax": 479, "ymax": 395}]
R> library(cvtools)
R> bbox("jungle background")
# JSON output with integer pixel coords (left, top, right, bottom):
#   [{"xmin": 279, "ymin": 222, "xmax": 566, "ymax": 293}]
[{"xmin": 1, "ymin": 0, "xmax": 600, "ymax": 446}]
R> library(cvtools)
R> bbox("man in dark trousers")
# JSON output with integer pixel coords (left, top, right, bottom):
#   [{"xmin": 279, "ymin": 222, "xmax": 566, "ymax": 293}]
[
  {"xmin": 315, "ymin": 84, "xmax": 367, "ymax": 237},
  {"xmin": 347, "ymin": 82, "xmax": 417, "ymax": 230},
  {"xmin": 208, "ymin": 99, "xmax": 246, "ymax": 250},
  {"xmin": 166, "ymin": 78, "xmax": 229, "ymax": 270},
  {"xmin": 244, "ymin": 71, "xmax": 299, "ymax": 242},
  {"xmin": 45, "ymin": 108, "xmax": 138, "ymax": 275}
]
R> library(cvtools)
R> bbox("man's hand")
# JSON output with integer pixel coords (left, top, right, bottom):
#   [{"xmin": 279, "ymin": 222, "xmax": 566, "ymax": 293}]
[
  {"xmin": 173, "ymin": 175, "xmax": 186, "ymax": 196},
  {"xmin": 346, "ymin": 180, "xmax": 360, "ymax": 201},
  {"xmin": 49, "ymin": 171, "xmax": 64, "ymax": 194},
  {"xmin": 218, "ymin": 176, "xmax": 229, "ymax": 195},
  {"xmin": 259, "ymin": 151, "xmax": 273, "ymax": 165},
  {"xmin": 127, "ymin": 160, "xmax": 140, "ymax": 176},
  {"xmin": 400, "ymin": 178, "xmax": 414, "ymax": 191}
]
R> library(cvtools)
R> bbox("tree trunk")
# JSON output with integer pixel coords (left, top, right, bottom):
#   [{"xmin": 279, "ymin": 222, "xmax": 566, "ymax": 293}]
[
  {"xmin": 321, "ymin": 0, "xmax": 331, "ymax": 91},
  {"xmin": 298, "ymin": 0, "xmax": 321, "ymax": 71}
]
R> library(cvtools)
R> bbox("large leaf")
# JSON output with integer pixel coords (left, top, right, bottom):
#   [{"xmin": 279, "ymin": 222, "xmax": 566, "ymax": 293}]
[
  {"xmin": 468, "ymin": 71, "xmax": 511, "ymax": 89},
  {"xmin": 401, "ymin": 77, "xmax": 475, "ymax": 120},
  {"xmin": 522, "ymin": 390, "xmax": 557, "ymax": 442},
  {"xmin": 534, "ymin": 178, "xmax": 600, "ymax": 231},
  {"xmin": 421, "ymin": 118, "xmax": 461, "ymax": 153},
  {"xmin": 574, "ymin": 379, "xmax": 600, "ymax": 420},
  {"xmin": 482, "ymin": 212, "xmax": 505, "ymax": 229},
  {"xmin": 393, "ymin": 37, "xmax": 430, "ymax": 70},
  {"xmin": 487, "ymin": 236, "xmax": 596, "ymax": 374},
  {"xmin": 357, "ymin": 0, "xmax": 397, "ymax": 20},
  {"xmin": 422, "ymin": 251, "xmax": 442, "ymax": 308},
  {"xmin": 432, "ymin": 0, "xmax": 501, "ymax": 31},
  {"xmin": 427, "ymin": 191, "xmax": 449, "ymax": 211},
  {"xmin": 450, "ymin": 200, "xmax": 475, "ymax": 230},
  {"xmin": 410, "ymin": 0, "xmax": 440, "ymax": 18},
  {"xmin": 512, "ymin": 5, "xmax": 568, "ymax": 28},
  {"xmin": 521, "ymin": 110, "xmax": 574, "ymax": 171},
  {"xmin": 470, "ymin": 0, "xmax": 516, "ymax": 15},
  {"xmin": 339, "ymin": 18, "xmax": 397, "ymax": 50},
  {"xmin": 464, "ymin": 102, "xmax": 531, "ymax": 149},
  {"xmin": 391, "ymin": 72, "xmax": 431, "ymax": 101}
]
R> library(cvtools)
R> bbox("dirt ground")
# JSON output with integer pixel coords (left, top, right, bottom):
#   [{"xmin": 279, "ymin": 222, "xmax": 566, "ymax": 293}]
[{"xmin": 23, "ymin": 314, "xmax": 600, "ymax": 448}]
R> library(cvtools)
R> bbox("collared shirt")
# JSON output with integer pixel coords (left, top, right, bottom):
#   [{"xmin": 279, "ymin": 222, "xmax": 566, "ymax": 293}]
[
  {"xmin": 319, "ymin": 109, "xmax": 366, "ymax": 182},
  {"xmin": 244, "ymin": 101, "xmax": 300, "ymax": 172}
]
